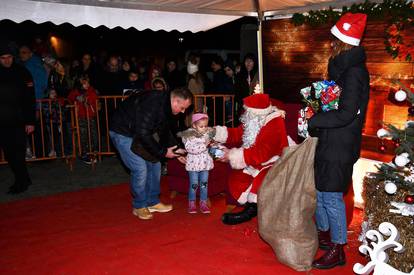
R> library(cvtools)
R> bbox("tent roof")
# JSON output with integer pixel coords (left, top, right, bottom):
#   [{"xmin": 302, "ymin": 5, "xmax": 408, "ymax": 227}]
[{"xmin": 1, "ymin": 0, "xmax": 368, "ymax": 32}]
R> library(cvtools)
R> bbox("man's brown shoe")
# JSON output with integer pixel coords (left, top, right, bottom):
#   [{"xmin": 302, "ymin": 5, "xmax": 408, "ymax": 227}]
[
  {"xmin": 148, "ymin": 202, "xmax": 173, "ymax": 213},
  {"xmin": 132, "ymin": 208, "xmax": 153, "ymax": 220}
]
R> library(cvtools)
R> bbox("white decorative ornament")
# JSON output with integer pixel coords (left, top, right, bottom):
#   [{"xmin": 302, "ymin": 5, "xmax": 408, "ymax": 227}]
[
  {"xmin": 389, "ymin": 201, "xmax": 414, "ymax": 217},
  {"xmin": 384, "ymin": 181, "xmax": 398, "ymax": 195},
  {"xmin": 343, "ymin": 22, "xmax": 351, "ymax": 30},
  {"xmin": 353, "ymin": 222, "xmax": 414, "ymax": 275},
  {"xmin": 377, "ymin": 128, "xmax": 389, "ymax": 138},
  {"xmin": 394, "ymin": 153, "xmax": 410, "ymax": 167},
  {"xmin": 254, "ymin": 83, "xmax": 261, "ymax": 94},
  {"xmin": 395, "ymin": 90, "xmax": 407, "ymax": 102},
  {"xmin": 405, "ymin": 120, "xmax": 414, "ymax": 128}
]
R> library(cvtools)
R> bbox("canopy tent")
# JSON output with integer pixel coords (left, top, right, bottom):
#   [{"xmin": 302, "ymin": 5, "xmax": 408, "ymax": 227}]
[{"xmin": 2, "ymin": 0, "xmax": 369, "ymax": 32}]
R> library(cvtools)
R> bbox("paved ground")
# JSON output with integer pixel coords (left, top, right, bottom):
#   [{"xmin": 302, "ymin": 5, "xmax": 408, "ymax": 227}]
[{"xmin": 0, "ymin": 156, "xmax": 130, "ymax": 203}]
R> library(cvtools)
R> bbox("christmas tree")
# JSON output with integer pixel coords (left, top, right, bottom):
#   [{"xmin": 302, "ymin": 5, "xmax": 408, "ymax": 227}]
[{"xmin": 362, "ymin": 81, "xmax": 414, "ymax": 273}]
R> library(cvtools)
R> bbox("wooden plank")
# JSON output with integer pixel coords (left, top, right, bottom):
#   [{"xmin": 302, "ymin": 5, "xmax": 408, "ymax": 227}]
[
  {"xmin": 263, "ymin": 26, "xmax": 386, "ymax": 42},
  {"xmin": 366, "ymin": 62, "xmax": 413, "ymax": 78},
  {"xmin": 263, "ymin": 50, "xmax": 331, "ymax": 63}
]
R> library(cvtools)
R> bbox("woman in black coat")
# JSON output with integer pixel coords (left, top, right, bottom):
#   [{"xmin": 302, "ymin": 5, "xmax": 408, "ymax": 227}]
[{"xmin": 308, "ymin": 13, "xmax": 370, "ymax": 269}]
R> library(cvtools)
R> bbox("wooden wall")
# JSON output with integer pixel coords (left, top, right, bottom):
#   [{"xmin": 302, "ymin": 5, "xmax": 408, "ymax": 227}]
[{"xmin": 263, "ymin": 18, "xmax": 414, "ymax": 142}]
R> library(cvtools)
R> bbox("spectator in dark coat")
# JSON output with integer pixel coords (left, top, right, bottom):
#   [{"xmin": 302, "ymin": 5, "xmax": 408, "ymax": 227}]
[
  {"xmin": 109, "ymin": 88, "xmax": 193, "ymax": 220},
  {"xmin": 210, "ymin": 56, "xmax": 227, "ymax": 93},
  {"xmin": 0, "ymin": 42, "xmax": 36, "ymax": 194},
  {"xmin": 308, "ymin": 13, "xmax": 370, "ymax": 270},
  {"xmin": 234, "ymin": 53, "xmax": 259, "ymax": 124},
  {"xmin": 164, "ymin": 59, "xmax": 185, "ymax": 90},
  {"xmin": 99, "ymin": 56, "xmax": 122, "ymax": 95},
  {"xmin": 73, "ymin": 53, "xmax": 100, "ymax": 90},
  {"xmin": 121, "ymin": 70, "xmax": 144, "ymax": 96}
]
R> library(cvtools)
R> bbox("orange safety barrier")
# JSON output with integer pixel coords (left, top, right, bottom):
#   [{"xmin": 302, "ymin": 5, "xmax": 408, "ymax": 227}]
[{"xmin": 1, "ymin": 94, "xmax": 235, "ymax": 169}]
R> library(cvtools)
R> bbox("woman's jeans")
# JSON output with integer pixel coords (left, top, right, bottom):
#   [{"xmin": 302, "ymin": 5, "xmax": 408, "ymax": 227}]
[
  {"xmin": 110, "ymin": 131, "xmax": 161, "ymax": 209},
  {"xmin": 188, "ymin": 170, "xmax": 209, "ymax": 201},
  {"xmin": 315, "ymin": 191, "xmax": 347, "ymax": 244}
]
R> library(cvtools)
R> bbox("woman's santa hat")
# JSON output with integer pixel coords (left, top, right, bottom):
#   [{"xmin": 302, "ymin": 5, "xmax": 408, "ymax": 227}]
[{"xmin": 331, "ymin": 13, "xmax": 367, "ymax": 46}]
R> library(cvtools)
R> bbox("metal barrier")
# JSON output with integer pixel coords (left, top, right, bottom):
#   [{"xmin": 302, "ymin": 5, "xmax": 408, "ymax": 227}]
[{"xmin": 0, "ymin": 94, "xmax": 235, "ymax": 168}]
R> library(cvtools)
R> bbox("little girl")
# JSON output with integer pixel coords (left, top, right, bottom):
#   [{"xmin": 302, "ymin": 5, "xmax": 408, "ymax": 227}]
[{"xmin": 178, "ymin": 113, "xmax": 214, "ymax": 214}]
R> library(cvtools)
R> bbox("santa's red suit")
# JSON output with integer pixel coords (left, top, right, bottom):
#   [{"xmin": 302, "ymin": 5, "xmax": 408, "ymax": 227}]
[{"xmin": 214, "ymin": 93, "xmax": 290, "ymax": 204}]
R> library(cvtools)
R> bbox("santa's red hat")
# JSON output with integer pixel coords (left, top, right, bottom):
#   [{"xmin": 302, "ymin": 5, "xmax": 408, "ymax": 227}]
[
  {"xmin": 331, "ymin": 13, "xmax": 367, "ymax": 46},
  {"xmin": 243, "ymin": 93, "xmax": 272, "ymax": 115}
]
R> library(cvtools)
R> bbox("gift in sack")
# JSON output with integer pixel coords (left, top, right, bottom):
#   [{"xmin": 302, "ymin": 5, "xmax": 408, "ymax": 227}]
[
  {"xmin": 298, "ymin": 107, "xmax": 315, "ymax": 138},
  {"xmin": 258, "ymin": 137, "xmax": 318, "ymax": 271}
]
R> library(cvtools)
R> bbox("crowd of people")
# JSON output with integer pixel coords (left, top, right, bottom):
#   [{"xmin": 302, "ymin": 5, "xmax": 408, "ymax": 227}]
[
  {"xmin": 3, "ymin": 39, "xmax": 263, "ymax": 165},
  {"xmin": 1, "ymin": 12, "xmax": 370, "ymax": 271}
]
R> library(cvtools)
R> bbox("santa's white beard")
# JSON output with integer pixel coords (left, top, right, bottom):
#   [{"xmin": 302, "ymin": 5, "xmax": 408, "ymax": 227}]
[{"xmin": 240, "ymin": 110, "xmax": 267, "ymax": 148}]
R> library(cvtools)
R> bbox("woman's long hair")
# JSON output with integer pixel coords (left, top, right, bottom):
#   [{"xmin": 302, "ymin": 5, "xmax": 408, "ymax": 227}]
[
  {"xmin": 239, "ymin": 53, "xmax": 258, "ymax": 81},
  {"xmin": 330, "ymin": 36, "xmax": 354, "ymax": 59}
]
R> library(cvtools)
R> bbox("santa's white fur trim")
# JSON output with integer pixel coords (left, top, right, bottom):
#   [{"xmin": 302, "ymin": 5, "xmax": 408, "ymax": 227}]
[
  {"xmin": 229, "ymin": 147, "xmax": 246, "ymax": 170},
  {"xmin": 237, "ymin": 184, "xmax": 252, "ymax": 205},
  {"xmin": 247, "ymin": 193, "xmax": 257, "ymax": 203},
  {"xmin": 244, "ymin": 105, "xmax": 273, "ymax": 116},
  {"xmin": 287, "ymin": 136, "xmax": 297, "ymax": 146},
  {"xmin": 331, "ymin": 25, "xmax": 361, "ymax": 46},
  {"xmin": 214, "ymin": 126, "xmax": 228, "ymax": 143}
]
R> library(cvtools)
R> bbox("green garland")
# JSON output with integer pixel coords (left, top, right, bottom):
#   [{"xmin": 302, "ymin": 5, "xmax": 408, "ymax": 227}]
[{"xmin": 292, "ymin": 0, "xmax": 413, "ymax": 26}]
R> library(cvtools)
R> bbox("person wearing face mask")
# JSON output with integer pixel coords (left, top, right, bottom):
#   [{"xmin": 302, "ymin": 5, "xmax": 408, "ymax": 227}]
[
  {"xmin": 186, "ymin": 54, "xmax": 205, "ymax": 113},
  {"xmin": 67, "ymin": 75, "xmax": 98, "ymax": 164}
]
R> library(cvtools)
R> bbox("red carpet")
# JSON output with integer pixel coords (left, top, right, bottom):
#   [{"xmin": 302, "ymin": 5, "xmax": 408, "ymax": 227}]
[{"xmin": 0, "ymin": 180, "xmax": 365, "ymax": 274}]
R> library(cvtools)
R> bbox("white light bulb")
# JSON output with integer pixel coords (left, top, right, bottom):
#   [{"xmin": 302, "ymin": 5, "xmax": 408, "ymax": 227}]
[
  {"xmin": 394, "ymin": 89, "xmax": 407, "ymax": 102},
  {"xmin": 384, "ymin": 181, "xmax": 397, "ymax": 194},
  {"xmin": 395, "ymin": 154, "xmax": 410, "ymax": 167},
  {"xmin": 377, "ymin": 128, "xmax": 389, "ymax": 138}
]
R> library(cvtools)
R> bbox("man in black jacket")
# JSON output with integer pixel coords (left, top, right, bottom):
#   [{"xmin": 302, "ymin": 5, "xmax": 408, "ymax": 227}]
[
  {"xmin": 308, "ymin": 13, "xmax": 370, "ymax": 269},
  {"xmin": 0, "ymin": 42, "xmax": 36, "ymax": 194},
  {"xmin": 109, "ymin": 88, "xmax": 192, "ymax": 220}
]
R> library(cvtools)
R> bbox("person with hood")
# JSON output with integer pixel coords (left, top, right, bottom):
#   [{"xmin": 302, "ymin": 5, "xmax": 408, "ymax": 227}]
[
  {"xmin": 308, "ymin": 13, "xmax": 370, "ymax": 269},
  {"xmin": 0, "ymin": 41, "xmax": 36, "ymax": 194}
]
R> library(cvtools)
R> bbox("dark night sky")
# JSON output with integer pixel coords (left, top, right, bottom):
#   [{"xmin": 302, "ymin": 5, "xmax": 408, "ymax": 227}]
[{"xmin": 0, "ymin": 16, "xmax": 257, "ymax": 60}]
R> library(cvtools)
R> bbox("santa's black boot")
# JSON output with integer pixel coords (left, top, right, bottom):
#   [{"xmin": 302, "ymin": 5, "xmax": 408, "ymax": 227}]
[{"xmin": 222, "ymin": 202, "xmax": 257, "ymax": 225}]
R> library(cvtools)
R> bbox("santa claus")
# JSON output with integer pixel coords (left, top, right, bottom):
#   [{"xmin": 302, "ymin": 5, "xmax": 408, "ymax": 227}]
[{"xmin": 213, "ymin": 92, "xmax": 290, "ymax": 225}]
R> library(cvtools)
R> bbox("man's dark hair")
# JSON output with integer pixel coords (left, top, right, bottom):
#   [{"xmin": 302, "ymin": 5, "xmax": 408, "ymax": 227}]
[
  {"xmin": 171, "ymin": 87, "xmax": 193, "ymax": 104},
  {"xmin": 211, "ymin": 55, "xmax": 224, "ymax": 67}
]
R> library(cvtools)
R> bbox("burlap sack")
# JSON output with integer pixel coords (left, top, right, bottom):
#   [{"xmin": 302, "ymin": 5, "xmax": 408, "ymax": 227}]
[{"xmin": 258, "ymin": 137, "xmax": 318, "ymax": 271}]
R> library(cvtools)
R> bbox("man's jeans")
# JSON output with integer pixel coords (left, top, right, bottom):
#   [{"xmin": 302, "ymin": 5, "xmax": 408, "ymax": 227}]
[
  {"xmin": 315, "ymin": 191, "xmax": 347, "ymax": 244},
  {"xmin": 188, "ymin": 170, "xmax": 209, "ymax": 201},
  {"xmin": 110, "ymin": 131, "xmax": 161, "ymax": 209}
]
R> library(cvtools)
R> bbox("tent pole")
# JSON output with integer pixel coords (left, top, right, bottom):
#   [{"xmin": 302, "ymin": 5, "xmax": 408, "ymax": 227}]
[
  {"xmin": 257, "ymin": 19, "xmax": 264, "ymax": 93},
  {"xmin": 254, "ymin": 0, "xmax": 264, "ymax": 94}
]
